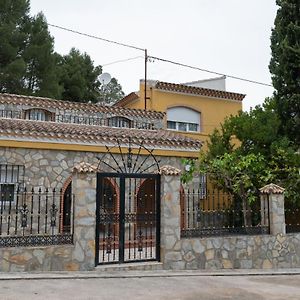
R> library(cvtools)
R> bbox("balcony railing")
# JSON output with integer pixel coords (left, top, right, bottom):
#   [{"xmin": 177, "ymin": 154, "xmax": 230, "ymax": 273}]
[{"xmin": 0, "ymin": 110, "xmax": 156, "ymax": 130}]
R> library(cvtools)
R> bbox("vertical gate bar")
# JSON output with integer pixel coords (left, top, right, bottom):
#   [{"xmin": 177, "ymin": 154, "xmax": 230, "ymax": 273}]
[
  {"xmin": 119, "ymin": 176, "xmax": 125, "ymax": 263},
  {"xmin": 156, "ymin": 174, "xmax": 161, "ymax": 261},
  {"xmin": 95, "ymin": 173, "xmax": 101, "ymax": 266},
  {"xmin": 128, "ymin": 177, "xmax": 131, "ymax": 260}
]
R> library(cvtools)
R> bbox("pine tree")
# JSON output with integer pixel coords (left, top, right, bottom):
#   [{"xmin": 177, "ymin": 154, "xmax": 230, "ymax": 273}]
[
  {"xmin": 22, "ymin": 12, "xmax": 62, "ymax": 98},
  {"xmin": 98, "ymin": 77, "xmax": 125, "ymax": 104},
  {"xmin": 0, "ymin": 0, "xmax": 30, "ymax": 93},
  {"xmin": 59, "ymin": 48, "xmax": 102, "ymax": 102},
  {"xmin": 269, "ymin": 0, "xmax": 300, "ymax": 144}
]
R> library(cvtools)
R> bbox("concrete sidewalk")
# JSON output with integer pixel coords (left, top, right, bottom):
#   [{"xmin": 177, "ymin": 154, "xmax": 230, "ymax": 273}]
[{"xmin": 1, "ymin": 267, "xmax": 300, "ymax": 280}]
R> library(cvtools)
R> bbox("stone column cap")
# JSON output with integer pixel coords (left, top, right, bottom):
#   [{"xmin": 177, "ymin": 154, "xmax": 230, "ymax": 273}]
[
  {"xmin": 157, "ymin": 165, "xmax": 181, "ymax": 176},
  {"xmin": 73, "ymin": 162, "xmax": 98, "ymax": 173},
  {"xmin": 260, "ymin": 183, "xmax": 285, "ymax": 194}
]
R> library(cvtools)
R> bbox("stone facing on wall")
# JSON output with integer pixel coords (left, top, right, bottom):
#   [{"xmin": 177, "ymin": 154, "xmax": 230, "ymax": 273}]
[
  {"xmin": 0, "ymin": 171, "xmax": 97, "ymax": 272},
  {"xmin": 0, "ymin": 147, "xmax": 182, "ymax": 189},
  {"xmin": 164, "ymin": 233, "xmax": 300, "ymax": 270}
]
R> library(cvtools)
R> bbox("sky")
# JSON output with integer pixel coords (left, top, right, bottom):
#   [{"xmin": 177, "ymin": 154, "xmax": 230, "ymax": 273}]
[{"xmin": 30, "ymin": 0, "xmax": 278, "ymax": 111}]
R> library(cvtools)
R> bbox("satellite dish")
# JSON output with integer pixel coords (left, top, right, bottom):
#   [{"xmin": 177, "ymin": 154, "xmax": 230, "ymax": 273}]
[{"xmin": 99, "ymin": 72, "xmax": 111, "ymax": 85}]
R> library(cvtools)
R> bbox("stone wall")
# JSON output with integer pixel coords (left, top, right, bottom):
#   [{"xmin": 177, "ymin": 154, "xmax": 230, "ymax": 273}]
[
  {"xmin": 161, "ymin": 174, "xmax": 300, "ymax": 271},
  {"xmin": 0, "ymin": 147, "xmax": 182, "ymax": 189},
  {"xmin": 0, "ymin": 171, "xmax": 97, "ymax": 272},
  {"xmin": 166, "ymin": 233, "xmax": 300, "ymax": 270}
]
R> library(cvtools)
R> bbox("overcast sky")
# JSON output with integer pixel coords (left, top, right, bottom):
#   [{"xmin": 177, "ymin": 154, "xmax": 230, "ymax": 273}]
[{"xmin": 30, "ymin": 0, "xmax": 278, "ymax": 111}]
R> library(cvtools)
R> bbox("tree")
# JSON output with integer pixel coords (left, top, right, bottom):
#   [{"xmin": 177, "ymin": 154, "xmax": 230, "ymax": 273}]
[
  {"xmin": 0, "ymin": 2, "xmax": 61, "ymax": 98},
  {"xmin": 0, "ymin": 0, "xmax": 30, "ymax": 93},
  {"xmin": 182, "ymin": 105, "xmax": 300, "ymax": 205},
  {"xmin": 22, "ymin": 12, "xmax": 62, "ymax": 98},
  {"xmin": 59, "ymin": 48, "xmax": 125, "ymax": 103},
  {"xmin": 98, "ymin": 77, "xmax": 125, "ymax": 105},
  {"xmin": 269, "ymin": 0, "xmax": 300, "ymax": 145},
  {"xmin": 59, "ymin": 48, "xmax": 101, "ymax": 102}
]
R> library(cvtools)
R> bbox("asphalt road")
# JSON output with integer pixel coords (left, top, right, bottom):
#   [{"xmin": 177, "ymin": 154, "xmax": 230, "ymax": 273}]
[{"xmin": 1, "ymin": 275, "xmax": 300, "ymax": 300}]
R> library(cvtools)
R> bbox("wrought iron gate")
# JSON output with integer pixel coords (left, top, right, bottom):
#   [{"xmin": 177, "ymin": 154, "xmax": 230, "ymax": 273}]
[{"xmin": 96, "ymin": 173, "xmax": 160, "ymax": 264}]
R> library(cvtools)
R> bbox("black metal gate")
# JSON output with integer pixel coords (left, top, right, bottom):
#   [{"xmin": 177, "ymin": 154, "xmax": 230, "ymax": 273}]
[{"xmin": 96, "ymin": 173, "xmax": 160, "ymax": 264}]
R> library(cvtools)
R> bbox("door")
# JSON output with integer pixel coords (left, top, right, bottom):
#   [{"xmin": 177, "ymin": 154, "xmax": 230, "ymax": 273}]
[{"xmin": 96, "ymin": 173, "xmax": 160, "ymax": 265}]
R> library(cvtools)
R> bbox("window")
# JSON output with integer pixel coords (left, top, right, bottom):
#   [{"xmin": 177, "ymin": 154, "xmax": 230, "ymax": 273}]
[
  {"xmin": 0, "ymin": 165, "xmax": 24, "ymax": 203},
  {"xmin": 0, "ymin": 184, "xmax": 14, "ymax": 202},
  {"xmin": 108, "ymin": 116, "xmax": 132, "ymax": 128},
  {"xmin": 167, "ymin": 121, "xmax": 199, "ymax": 132},
  {"xmin": 24, "ymin": 109, "xmax": 52, "ymax": 121},
  {"xmin": 167, "ymin": 107, "xmax": 200, "ymax": 132}
]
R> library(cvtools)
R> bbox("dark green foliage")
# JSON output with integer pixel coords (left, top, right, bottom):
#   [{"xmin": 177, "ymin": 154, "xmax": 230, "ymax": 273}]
[
  {"xmin": 59, "ymin": 48, "xmax": 102, "ymax": 102},
  {"xmin": 0, "ymin": 0, "xmax": 30, "ymax": 93},
  {"xmin": 0, "ymin": 1, "xmax": 125, "ymax": 103},
  {"xmin": 269, "ymin": 0, "xmax": 300, "ymax": 144},
  {"xmin": 183, "ymin": 105, "xmax": 300, "ymax": 204},
  {"xmin": 23, "ymin": 13, "xmax": 62, "ymax": 98}
]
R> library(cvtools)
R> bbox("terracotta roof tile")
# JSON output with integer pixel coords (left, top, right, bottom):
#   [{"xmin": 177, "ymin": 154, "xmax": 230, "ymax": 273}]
[
  {"xmin": 0, "ymin": 118, "xmax": 202, "ymax": 150},
  {"xmin": 73, "ymin": 162, "xmax": 98, "ymax": 173},
  {"xmin": 113, "ymin": 92, "xmax": 139, "ymax": 107},
  {"xmin": 155, "ymin": 81, "xmax": 245, "ymax": 101},
  {"xmin": 0, "ymin": 93, "xmax": 165, "ymax": 119},
  {"xmin": 157, "ymin": 165, "xmax": 181, "ymax": 176},
  {"xmin": 259, "ymin": 183, "xmax": 285, "ymax": 194}
]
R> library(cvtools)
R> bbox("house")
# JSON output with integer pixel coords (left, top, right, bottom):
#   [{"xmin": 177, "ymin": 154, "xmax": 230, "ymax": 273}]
[
  {"xmin": 0, "ymin": 92, "xmax": 296, "ymax": 272},
  {"xmin": 114, "ymin": 76, "xmax": 245, "ymax": 148},
  {"xmin": 0, "ymin": 92, "xmax": 201, "ymax": 271}
]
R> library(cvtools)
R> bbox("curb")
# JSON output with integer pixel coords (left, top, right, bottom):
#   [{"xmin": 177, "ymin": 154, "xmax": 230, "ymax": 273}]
[{"xmin": 1, "ymin": 269, "xmax": 300, "ymax": 280}]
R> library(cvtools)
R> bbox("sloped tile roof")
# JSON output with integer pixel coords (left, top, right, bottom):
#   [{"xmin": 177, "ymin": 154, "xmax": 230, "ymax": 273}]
[
  {"xmin": 259, "ymin": 183, "xmax": 285, "ymax": 194},
  {"xmin": 155, "ymin": 81, "xmax": 245, "ymax": 101},
  {"xmin": 0, "ymin": 93, "xmax": 165, "ymax": 119},
  {"xmin": 73, "ymin": 162, "xmax": 98, "ymax": 173},
  {"xmin": 157, "ymin": 165, "xmax": 181, "ymax": 176},
  {"xmin": 113, "ymin": 92, "xmax": 139, "ymax": 107},
  {"xmin": 0, "ymin": 118, "xmax": 202, "ymax": 150}
]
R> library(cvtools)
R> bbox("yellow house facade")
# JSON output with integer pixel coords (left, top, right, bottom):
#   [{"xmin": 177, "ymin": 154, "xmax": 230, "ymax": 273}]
[{"xmin": 114, "ymin": 77, "xmax": 245, "ymax": 149}]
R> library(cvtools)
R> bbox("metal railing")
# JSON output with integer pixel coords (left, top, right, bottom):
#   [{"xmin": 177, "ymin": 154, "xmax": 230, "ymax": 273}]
[
  {"xmin": 180, "ymin": 185, "xmax": 270, "ymax": 238},
  {"xmin": 0, "ymin": 109, "xmax": 156, "ymax": 130},
  {"xmin": 285, "ymin": 203, "xmax": 300, "ymax": 233},
  {"xmin": 0, "ymin": 187, "xmax": 74, "ymax": 248}
]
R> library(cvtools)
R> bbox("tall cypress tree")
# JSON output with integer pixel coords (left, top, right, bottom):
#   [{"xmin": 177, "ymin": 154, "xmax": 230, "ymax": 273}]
[{"xmin": 269, "ymin": 0, "xmax": 300, "ymax": 144}]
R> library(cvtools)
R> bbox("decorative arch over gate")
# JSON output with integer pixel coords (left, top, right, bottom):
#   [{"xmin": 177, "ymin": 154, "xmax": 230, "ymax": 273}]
[{"xmin": 97, "ymin": 137, "xmax": 160, "ymax": 174}]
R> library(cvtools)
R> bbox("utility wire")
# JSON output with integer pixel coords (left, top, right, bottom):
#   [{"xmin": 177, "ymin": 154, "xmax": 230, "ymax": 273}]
[
  {"xmin": 148, "ymin": 56, "xmax": 273, "ymax": 87},
  {"xmin": 48, "ymin": 23, "xmax": 273, "ymax": 88},
  {"xmin": 102, "ymin": 56, "xmax": 143, "ymax": 67},
  {"xmin": 48, "ymin": 23, "xmax": 145, "ymax": 52}
]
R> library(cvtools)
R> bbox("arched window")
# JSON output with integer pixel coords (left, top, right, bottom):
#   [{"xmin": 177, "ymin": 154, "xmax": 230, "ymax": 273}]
[
  {"xmin": 108, "ymin": 116, "xmax": 132, "ymax": 128},
  {"xmin": 167, "ymin": 107, "xmax": 200, "ymax": 132},
  {"xmin": 24, "ymin": 108, "xmax": 52, "ymax": 121}
]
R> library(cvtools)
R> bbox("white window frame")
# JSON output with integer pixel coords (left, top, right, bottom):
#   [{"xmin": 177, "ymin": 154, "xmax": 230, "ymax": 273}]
[{"xmin": 167, "ymin": 120, "xmax": 199, "ymax": 132}]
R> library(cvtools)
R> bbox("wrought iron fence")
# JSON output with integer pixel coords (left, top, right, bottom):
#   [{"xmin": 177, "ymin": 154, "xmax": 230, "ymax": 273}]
[
  {"xmin": 0, "ymin": 187, "xmax": 74, "ymax": 247},
  {"xmin": 285, "ymin": 202, "xmax": 300, "ymax": 233},
  {"xmin": 181, "ymin": 183, "xmax": 270, "ymax": 238}
]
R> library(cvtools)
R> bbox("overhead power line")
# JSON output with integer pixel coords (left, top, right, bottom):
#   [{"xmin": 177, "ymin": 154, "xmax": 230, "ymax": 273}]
[
  {"xmin": 48, "ymin": 23, "xmax": 145, "ymax": 52},
  {"xmin": 148, "ymin": 56, "xmax": 273, "ymax": 87},
  {"xmin": 102, "ymin": 56, "xmax": 143, "ymax": 67},
  {"xmin": 47, "ymin": 23, "xmax": 273, "ymax": 88}
]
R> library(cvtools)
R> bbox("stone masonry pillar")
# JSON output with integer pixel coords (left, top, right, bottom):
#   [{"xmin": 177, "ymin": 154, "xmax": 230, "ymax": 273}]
[
  {"xmin": 159, "ymin": 165, "xmax": 183, "ymax": 269},
  {"xmin": 260, "ymin": 183, "xmax": 286, "ymax": 235},
  {"xmin": 71, "ymin": 162, "xmax": 98, "ymax": 271}
]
